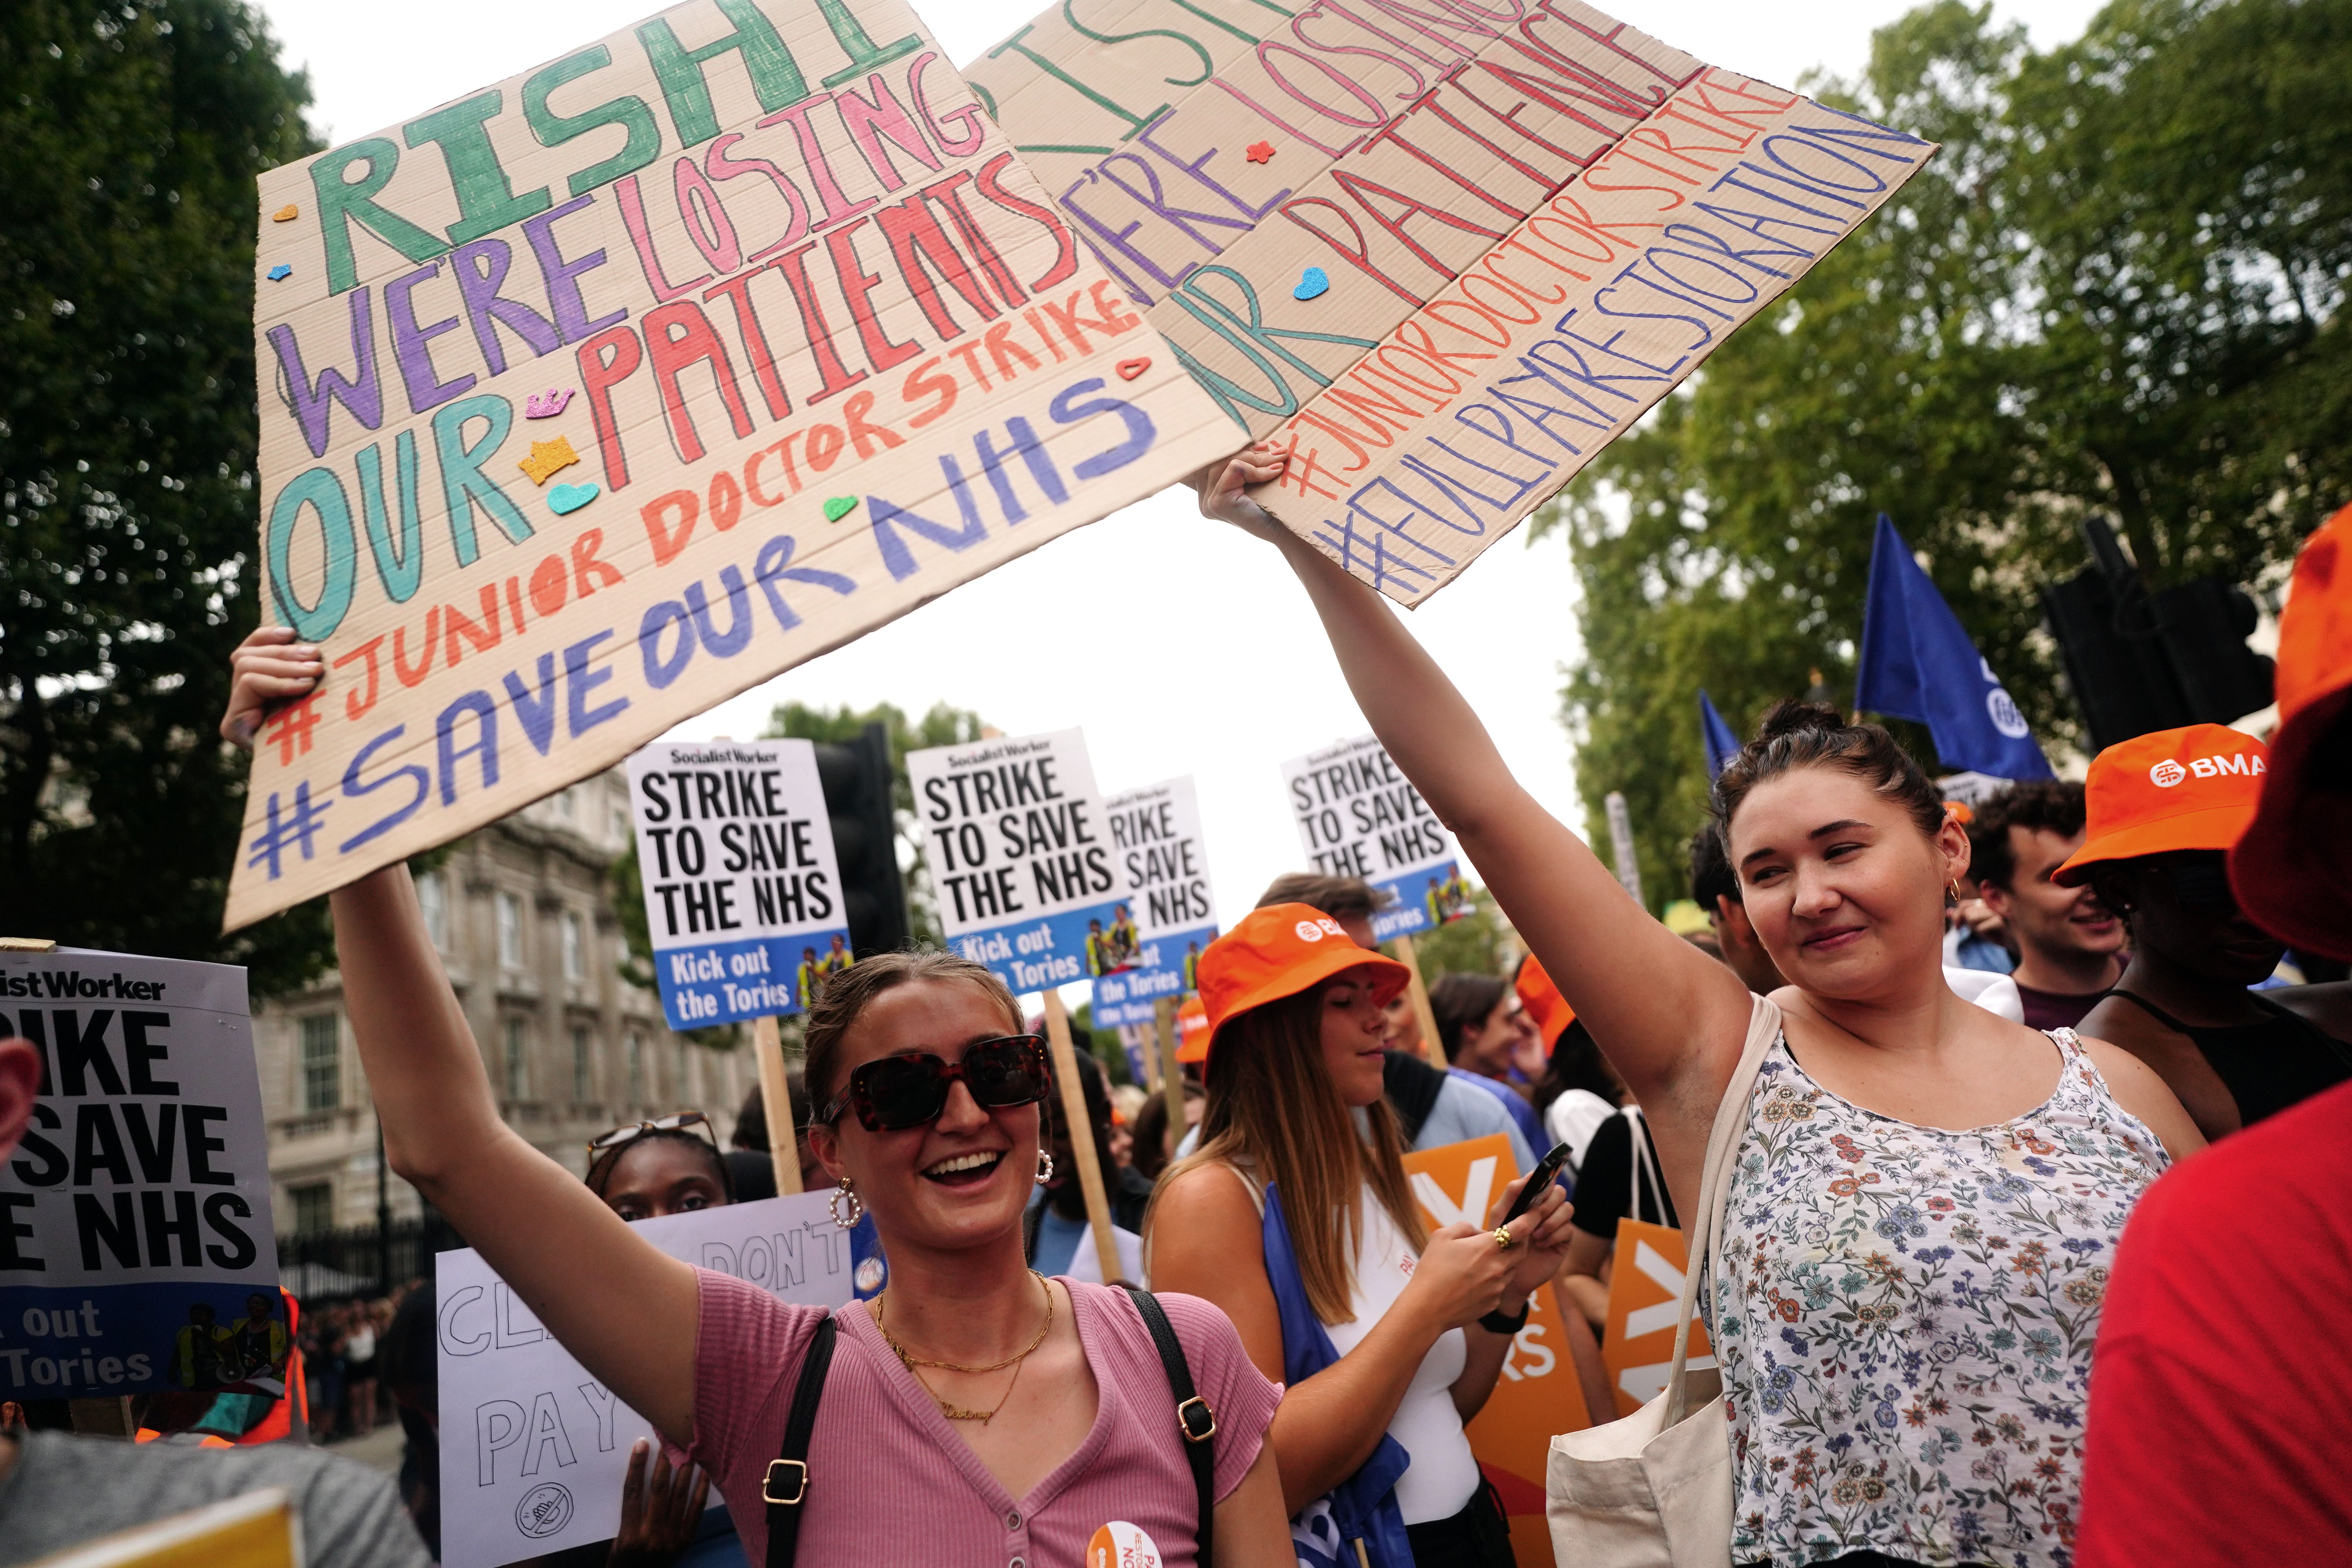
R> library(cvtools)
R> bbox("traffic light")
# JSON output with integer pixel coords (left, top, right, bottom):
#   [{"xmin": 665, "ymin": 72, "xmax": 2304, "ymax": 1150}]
[
  {"xmin": 813, "ymin": 722, "xmax": 910, "ymax": 956},
  {"xmin": 2042, "ymin": 519, "xmax": 2274, "ymax": 752}
]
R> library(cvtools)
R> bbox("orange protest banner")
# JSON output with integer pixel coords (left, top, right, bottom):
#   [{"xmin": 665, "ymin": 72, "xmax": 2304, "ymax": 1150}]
[
  {"xmin": 1400, "ymin": 1132, "xmax": 1588, "ymax": 1565},
  {"xmin": 1599, "ymin": 1216, "xmax": 1713, "ymax": 1419}
]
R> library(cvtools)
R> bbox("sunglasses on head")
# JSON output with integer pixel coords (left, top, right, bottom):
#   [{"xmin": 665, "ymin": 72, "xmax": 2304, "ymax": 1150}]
[
  {"xmin": 586, "ymin": 1110, "xmax": 715, "ymax": 1157},
  {"xmin": 817, "ymin": 1034, "xmax": 1052, "ymax": 1132}
]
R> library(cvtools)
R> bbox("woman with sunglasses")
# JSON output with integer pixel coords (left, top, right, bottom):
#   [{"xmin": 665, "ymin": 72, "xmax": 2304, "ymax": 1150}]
[
  {"xmin": 221, "ymin": 623, "xmax": 1289, "ymax": 1568},
  {"xmin": 559, "ymin": 1112, "xmax": 737, "ymax": 1568},
  {"xmin": 1147, "ymin": 906, "xmax": 1573, "ymax": 1567}
]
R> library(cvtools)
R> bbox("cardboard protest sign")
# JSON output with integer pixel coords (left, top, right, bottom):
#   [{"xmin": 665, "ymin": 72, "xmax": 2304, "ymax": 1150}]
[
  {"xmin": 0, "ymin": 950, "xmax": 277, "ymax": 1403},
  {"xmin": 966, "ymin": 0, "xmax": 1934, "ymax": 604},
  {"xmin": 625, "ymin": 738, "xmax": 848, "ymax": 1029},
  {"xmin": 1401, "ymin": 1133, "xmax": 1588, "ymax": 1563},
  {"xmin": 1599, "ymin": 1216, "xmax": 1711, "ymax": 1418},
  {"xmin": 227, "ymin": 0, "xmax": 1241, "ymax": 934},
  {"xmin": 438, "ymin": 1190, "xmax": 871, "ymax": 1568},
  {"xmin": 1281, "ymin": 732, "xmax": 1468, "ymax": 940},
  {"xmin": 906, "ymin": 728, "xmax": 1121, "ymax": 992},
  {"xmin": 1090, "ymin": 776, "xmax": 1219, "ymax": 1027}
]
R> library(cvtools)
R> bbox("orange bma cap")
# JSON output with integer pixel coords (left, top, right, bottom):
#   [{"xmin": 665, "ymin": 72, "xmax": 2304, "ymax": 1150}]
[
  {"xmin": 2232, "ymin": 504, "xmax": 2352, "ymax": 959},
  {"xmin": 2053, "ymin": 724, "xmax": 2267, "ymax": 886},
  {"xmin": 1514, "ymin": 953, "xmax": 1576, "ymax": 1051},
  {"xmin": 1172, "ymin": 993, "xmax": 1211, "ymax": 1064},
  {"xmin": 1195, "ymin": 903, "xmax": 1409, "ymax": 1060}
]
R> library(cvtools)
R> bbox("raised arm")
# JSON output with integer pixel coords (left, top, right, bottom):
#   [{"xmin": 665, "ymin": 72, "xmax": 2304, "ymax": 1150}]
[
  {"xmin": 227, "ymin": 628, "xmax": 700, "ymax": 1441},
  {"xmin": 1200, "ymin": 454, "xmax": 1753, "ymax": 1129}
]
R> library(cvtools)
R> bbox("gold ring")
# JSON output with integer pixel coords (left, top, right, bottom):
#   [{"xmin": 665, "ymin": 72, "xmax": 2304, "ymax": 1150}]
[{"xmin": 1493, "ymin": 1227, "xmax": 1515, "ymax": 1251}]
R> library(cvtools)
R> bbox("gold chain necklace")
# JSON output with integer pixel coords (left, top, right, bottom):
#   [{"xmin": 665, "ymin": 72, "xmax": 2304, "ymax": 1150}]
[{"xmin": 878, "ymin": 1273, "xmax": 1054, "ymax": 1423}]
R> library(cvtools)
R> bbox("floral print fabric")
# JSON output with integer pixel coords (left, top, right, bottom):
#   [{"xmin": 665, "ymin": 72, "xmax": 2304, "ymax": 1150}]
[{"xmin": 1709, "ymin": 1031, "xmax": 2168, "ymax": 1568}]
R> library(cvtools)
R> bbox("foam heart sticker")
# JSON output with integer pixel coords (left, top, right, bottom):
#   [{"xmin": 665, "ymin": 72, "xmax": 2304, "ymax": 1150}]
[
  {"xmin": 822, "ymin": 496, "xmax": 858, "ymax": 522},
  {"xmin": 548, "ymin": 483, "xmax": 599, "ymax": 515},
  {"xmin": 271, "ymin": 204, "xmax": 299, "ymax": 222},
  {"xmin": 266, "ymin": 264, "xmax": 292, "ymax": 282},
  {"xmin": 1116, "ymin": 357, "xmax": 1151, "ymax": 380},
  {"xmin": 1294, "ymin": 267, "xmax": 1329, "ymax": 301}
]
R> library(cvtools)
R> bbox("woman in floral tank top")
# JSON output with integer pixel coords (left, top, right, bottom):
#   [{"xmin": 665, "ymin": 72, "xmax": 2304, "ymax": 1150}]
[{"xmin": 1205, "ymin": 454, "xmax": 2205, "ymax": 1568}]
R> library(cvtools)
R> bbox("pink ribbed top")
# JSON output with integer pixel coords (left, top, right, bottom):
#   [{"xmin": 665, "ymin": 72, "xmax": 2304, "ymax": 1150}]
[{"xmin": 686, "ymin": 1269, "xmax": 1278, "ymax": 1566}]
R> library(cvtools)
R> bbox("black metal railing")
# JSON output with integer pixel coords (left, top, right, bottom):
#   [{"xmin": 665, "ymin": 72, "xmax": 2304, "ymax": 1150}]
[{"xmin": 275, "ymin": 1211, "xmax": 465, "ymax": 1305}]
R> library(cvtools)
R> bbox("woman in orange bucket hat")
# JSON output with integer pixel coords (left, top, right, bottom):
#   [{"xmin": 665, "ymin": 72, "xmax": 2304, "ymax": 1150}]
[{"xmin": 1147, "ymin": 904, "xmax": 1572, "ymax": 1566}]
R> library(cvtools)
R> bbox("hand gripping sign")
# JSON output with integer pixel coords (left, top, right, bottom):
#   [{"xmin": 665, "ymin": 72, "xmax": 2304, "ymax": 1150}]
[
  {"xmin": 905, "ymin": 728, "xmax": 1122, "ymax": 993},
  {"xmin": 1090, "ymin": 775, "xmax": 1220, "ymax": 1028},
  {"xmin": 1281, "ymin": 733, "xmax": 1468, "ymax": 941},
  {"xmin": 625, "ymin": 738, "xmax": 848, "ymax": 1030},
  {"xmin": 0, "ymin": 949, "xmax": 277, "ymax": 1404},
  {"xmin": 966, "ymin": 0, "xmax": 1935, "ymax": 604},
  {"xmin": 226, "ymin": 0, "xmax": 1240, "ymax": 933}
]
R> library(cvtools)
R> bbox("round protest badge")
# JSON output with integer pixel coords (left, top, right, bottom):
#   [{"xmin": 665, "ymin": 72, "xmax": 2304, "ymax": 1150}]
[{"xmin": 1086, "ymin": 1520, "xmax": 1165, "ymax": 1568}]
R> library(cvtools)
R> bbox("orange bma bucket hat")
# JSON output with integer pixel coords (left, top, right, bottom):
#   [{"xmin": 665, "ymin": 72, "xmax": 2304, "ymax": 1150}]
[
  {"xmin": 2053, "ymin": 724, "xmax": 2267, "ymax": 886},
  {"xmin": 2232, "ymin": 504, "xmax": 2352, "ymax": 960},
  {"xmin": 1172, "ymin": 993, "xmax": 1210, "ymax": 1065},
  {"xmin": 1514, "ymin": 953, "xmax": 1576, "ymax": 1051},
  {"xmin": 1196, "ymin": 903, "xmax": 1409, "ymax": 1060}
]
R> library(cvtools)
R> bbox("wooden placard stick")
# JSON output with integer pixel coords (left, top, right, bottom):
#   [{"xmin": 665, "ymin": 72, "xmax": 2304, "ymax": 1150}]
[
  {"xmin": 1139, "ymin": 1012, "xmax": 1164, "ymax": 1095},
  {"xmin": 1041, "ymin": 989, "xmax": 1122, "ymax": 1284},
  {"xmin": 753, "ymin": 1016, "xmax": 802, "ymax": 1196},
  {"xmin": 1151, "ymin": 995, "xmax": 1183, "ymax": 1168},
  {"xmin": 1391, "ymin": 933, "xmax": 1448, "ymax": 1067}
]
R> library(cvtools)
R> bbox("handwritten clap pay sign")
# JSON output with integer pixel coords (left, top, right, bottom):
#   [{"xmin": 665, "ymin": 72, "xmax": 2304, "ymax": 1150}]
[
  {"xmin": 226, "ymin": 0, "xmax": 1238, "ymax": 931},
  {"xmin": 965, "ymin": 0, "xmax": 1936, "ymax": 606}
]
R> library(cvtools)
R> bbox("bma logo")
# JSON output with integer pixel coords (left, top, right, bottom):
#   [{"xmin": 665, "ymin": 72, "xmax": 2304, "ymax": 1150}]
[
  {"xmin": 1986, "ymin": 689, "xmax": 2031, "ymax": 739},
  {"xmin": 1293, "ymin": 917, "xmax": 1343, "ymax": 943},
  {"xmin": 2149, "ymin": 760, "xmax": 2189, "ymax": 788}
]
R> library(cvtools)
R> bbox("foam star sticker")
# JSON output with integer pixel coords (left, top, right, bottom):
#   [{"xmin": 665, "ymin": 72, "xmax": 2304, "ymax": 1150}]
[
  {"xmin": 1246, "ymin": 141, "xmax": 1276, "ymax": 163},
  {"xmin": 518, "ymin": 435, "xmax": 581, "ymax": 487}
]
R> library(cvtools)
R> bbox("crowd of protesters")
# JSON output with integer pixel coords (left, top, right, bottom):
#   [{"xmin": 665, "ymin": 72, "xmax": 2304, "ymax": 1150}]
[{"xmin": 1, "ymin": 476, "xmax": 2347, "ymax": 1568}]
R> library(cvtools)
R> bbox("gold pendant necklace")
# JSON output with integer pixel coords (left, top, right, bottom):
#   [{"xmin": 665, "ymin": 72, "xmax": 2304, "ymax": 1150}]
[{"xmin": 879, "ymin": 1272, "xmax": 1054, "ymax": 1423}]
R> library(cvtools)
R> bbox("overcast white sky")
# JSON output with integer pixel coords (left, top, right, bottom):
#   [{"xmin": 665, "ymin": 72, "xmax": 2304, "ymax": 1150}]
[{"xmin": 255, "ymin": 0, "xmax": 2103, "ymax": 951}]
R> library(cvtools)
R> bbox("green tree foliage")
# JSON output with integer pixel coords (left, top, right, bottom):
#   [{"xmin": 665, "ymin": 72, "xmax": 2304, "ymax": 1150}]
[
  {"xmin": 1406, "ymin": 885, "xmax": 1514, "ymax": 982},
  {"xmin": 1, "ymin": 1, "xmax": 325, "ymax": 989},
  {"xmin": 1541, "ymin": 0, "xmax": 2352, "ymax": 907}
]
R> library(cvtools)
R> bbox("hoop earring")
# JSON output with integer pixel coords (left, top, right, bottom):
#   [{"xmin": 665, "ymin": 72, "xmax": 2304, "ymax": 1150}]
[
  {"xmin": 1034, "ymin": 1149, "xmax": 1055, "ymax": 1186},
  {"xmin": 1947, "ymin": 879, "xmax": 1962, "ymax": 909},
  {"xmin": 829, "ymin": 1176, "xmax": 864, "ymax": 1230}
]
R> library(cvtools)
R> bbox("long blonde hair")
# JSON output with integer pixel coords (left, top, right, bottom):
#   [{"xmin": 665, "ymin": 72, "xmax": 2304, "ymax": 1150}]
[{"xmin": 1149, "ymin": 982, "xmax": 1426, "ymax": 1325}]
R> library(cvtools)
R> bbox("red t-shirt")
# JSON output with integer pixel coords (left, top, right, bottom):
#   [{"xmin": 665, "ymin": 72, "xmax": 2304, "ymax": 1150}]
[{"xmin": 2076, "ymin": 1078, "xmax": 2352, "ymax": 1564}]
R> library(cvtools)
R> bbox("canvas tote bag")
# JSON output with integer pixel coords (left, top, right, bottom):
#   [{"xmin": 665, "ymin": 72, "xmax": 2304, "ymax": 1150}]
[{"xmin": 1544, "ymin": 994, "xmax": 1780, "ymax": 1568}]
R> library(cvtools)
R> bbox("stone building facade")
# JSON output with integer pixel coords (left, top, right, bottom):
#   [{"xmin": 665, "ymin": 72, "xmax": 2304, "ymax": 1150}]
[{"xmin": 256, "ymin": 768, "xmax": 754, "ymax": 1237}]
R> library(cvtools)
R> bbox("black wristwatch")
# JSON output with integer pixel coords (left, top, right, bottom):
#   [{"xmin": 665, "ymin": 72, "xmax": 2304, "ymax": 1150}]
[{"xmin": 1480, "ymin": 1298, "xmax": 1530, "ymax": 1336}]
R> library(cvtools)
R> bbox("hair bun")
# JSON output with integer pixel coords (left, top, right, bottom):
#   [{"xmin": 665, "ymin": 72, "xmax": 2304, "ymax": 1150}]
[{"xmin": 1754, "ymin": 698, "xmax": 1846, "ymax": 742}]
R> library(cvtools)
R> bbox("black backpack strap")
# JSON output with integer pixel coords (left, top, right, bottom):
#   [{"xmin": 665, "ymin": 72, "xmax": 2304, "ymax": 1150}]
[
  {"xmin": 764, "ymin": 1314, "xmax": 837, "ymax": 1568},
  {"xmin": 1117, "ymin": 1283, "xmax": 1216, "ymax": 1568}
]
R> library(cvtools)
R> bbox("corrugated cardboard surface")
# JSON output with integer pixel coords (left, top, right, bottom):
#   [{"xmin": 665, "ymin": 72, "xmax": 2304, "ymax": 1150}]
[
  {"xmin": 967, "ymin": 0, "xmax": 1935, "ymax": 603},
  {"xmin": 230, "ymin": 0, "xmax": 1239, "ymax": 931}
]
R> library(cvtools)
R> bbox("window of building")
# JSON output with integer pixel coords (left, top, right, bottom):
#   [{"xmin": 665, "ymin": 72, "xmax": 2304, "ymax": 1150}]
[
  {"xmin": 626, "ymin": 1031, "xmax": 644, "ymax": 1108},
  {"xmin": 572, "ymin": 1026, "xmax": 593, "ymax": 1102},
  {"xmin": 503, "ymin": 1016, "xmax": 529, "ymax": 1101},
  {"xmin": 562, "ymin": 911, "xmax": 585, "ymax": 980},
  {"xmin": 300, "ymin": 1013, "xmax": 340, "ymax": 1113},
  {"xmin": 290, "ymin": 1181, "xmax": 334, "ymax": 1236},
  {"xmin": 417, "ymin": 871, "xmax": 448, "ymax": 951},
  {"xmin": 555, "ymin": 785, "xmax": 575, "ymax": 820},
  {"xmin": 497, "ymin": 892, "xmax": 523, "ymax": 969}
]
